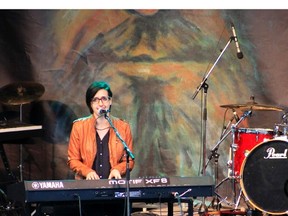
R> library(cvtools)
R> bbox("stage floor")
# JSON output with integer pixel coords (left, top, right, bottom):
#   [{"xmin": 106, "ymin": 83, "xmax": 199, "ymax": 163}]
[{"xmin": 131, "ymin": 198, "xmax": 262, "ymax": 216}]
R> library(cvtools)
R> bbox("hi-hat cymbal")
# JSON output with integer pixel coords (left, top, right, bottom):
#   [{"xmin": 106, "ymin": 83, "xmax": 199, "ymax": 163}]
[
  {"xmin": 0, "ymin": 82, "xmax": 45, "ymax": 105},
  {"xmin": 220, "ymin": 102, "xmax": 284, "ymax": 112}
]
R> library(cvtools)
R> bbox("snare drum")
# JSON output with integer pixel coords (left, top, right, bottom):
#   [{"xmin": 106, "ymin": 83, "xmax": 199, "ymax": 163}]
[
  {"xmin": 240, "ymin": 138, "xmax": 288, "ymax": 215},
  {"xmin": 233, "ymin": 128, "xmax": 274, "ymax": 176}
]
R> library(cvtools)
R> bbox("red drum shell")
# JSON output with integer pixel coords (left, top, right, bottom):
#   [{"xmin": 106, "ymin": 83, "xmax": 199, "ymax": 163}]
[{"xmin": 234, "ymin": 128, "xmax": 274, "ymax": 176}]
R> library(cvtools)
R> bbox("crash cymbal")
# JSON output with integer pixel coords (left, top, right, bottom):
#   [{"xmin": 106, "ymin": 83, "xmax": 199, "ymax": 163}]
[
  {"xmin": 220, "ymin": 102, "xmax": 284, "ymax": 112},
  {"xmin": 0, "ymin": 82, "xmax": 45, "ymax": 105}
]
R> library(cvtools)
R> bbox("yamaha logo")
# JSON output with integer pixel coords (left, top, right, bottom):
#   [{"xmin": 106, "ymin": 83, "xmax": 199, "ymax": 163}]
[
  {"xmin": 31, "ymin": 181, "xmax": 64, "ymax": 189},
  {"xmin": 31, "ymin": 182, "xmax": 40, "ymax": 189}
]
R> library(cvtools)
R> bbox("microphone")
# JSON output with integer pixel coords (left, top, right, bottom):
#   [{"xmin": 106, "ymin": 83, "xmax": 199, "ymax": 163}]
[
  {"xmin": 231, "ymin": 23, "xmax": 244, "ymax": 59},
  {"xmin": 98, "ymin": 109, "xmax": 109, "ymax": 115},
  {"xmin": 232, "ymin": 109, "xmax": 240, "ymax": 122}
]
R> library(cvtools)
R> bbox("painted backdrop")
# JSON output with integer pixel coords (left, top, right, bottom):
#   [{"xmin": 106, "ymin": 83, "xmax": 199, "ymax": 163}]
[{"xmin": 0, "ymin": 10, "xmax": 287, "ymax": 199}]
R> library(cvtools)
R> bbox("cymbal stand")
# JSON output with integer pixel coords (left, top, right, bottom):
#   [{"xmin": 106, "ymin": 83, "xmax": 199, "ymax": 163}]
[
  {"xmin": 228, "ymin": 110, "xmax": 252, "ymax": 209},
  {"xmin": 206, "ymin": 112, "xmax": 236, "ymax": 210},
  {"xmin": 18, "ymin": 103, "xmax": 24, "ymax": 181},
  {"xmin": 204, "ymin": 110, "xmax": 252, "ymax": 210},
  {"xmin": 204, "ymin": 117, "xmax": 235, "ymax": 210},
  {"xmin": 230, "ymin": 123, "xmax": 238, "ymax": 205},
  {"xmin": 209, "ymin": 148, "xmax": 221, "ymax": 210},
  {"xmin": 206, "ymin": 121, "xmax": 225, "ymax": 208}
]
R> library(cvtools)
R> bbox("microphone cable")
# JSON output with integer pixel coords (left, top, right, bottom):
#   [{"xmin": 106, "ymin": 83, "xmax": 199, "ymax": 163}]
[
  {"xmin": 172, "ymin": 189, "xmax": 192, "ymax": 216},
  {"xmin": 73, "ymin": 193, "xmax": 82, "ymax": 216},
  {"xmin": 173, "ymin": 192, "xmax": 184, "ymax": 216}
]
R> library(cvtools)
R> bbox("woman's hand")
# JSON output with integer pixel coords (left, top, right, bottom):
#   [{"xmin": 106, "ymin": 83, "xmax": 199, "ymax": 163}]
[
  {"xmin": 86, "ymin": 171, "xmax": 100, "ymax": 180},
  {"xmin": 108, "ymin": 169, "xmax": 121, "ymax": 179}
]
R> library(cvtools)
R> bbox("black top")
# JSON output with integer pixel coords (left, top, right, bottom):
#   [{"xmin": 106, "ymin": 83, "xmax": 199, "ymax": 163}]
[{"xmin": 93, "ymin": 131, "xmax": 111, "ymax": 179}]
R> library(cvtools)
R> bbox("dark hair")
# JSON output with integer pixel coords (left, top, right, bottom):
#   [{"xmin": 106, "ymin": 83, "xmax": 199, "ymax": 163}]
[{"xmin": 86, "ymin": 81, "xmax": 113, "ymax": 114}]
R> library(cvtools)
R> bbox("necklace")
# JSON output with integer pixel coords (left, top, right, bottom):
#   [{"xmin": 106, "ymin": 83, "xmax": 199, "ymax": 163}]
[{"xmin": 95, "ymin": 126, "xmax": 110, "ymax": 131}]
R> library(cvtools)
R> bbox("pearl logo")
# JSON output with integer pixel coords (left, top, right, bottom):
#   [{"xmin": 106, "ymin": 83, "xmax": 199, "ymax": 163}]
[{"xmin": 264, "ymin": 147, "xmax": 288, "ymax": 159}]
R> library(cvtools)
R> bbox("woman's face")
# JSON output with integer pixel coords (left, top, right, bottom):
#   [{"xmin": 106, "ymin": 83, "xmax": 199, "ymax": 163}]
[{"xmin": 90, "ymin": 89, "xmax": 112, "ymax": 116}]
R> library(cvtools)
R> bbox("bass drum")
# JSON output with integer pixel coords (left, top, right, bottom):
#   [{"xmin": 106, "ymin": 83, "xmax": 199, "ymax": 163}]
[{"xmin": 240, "ymin": 138, "xmax": 288, "ymax": 215}]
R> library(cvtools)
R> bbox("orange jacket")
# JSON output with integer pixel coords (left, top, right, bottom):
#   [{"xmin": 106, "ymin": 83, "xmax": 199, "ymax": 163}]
[{"xmin": 67, "ymin": 115, "xmax": 134, "ymax": 179}]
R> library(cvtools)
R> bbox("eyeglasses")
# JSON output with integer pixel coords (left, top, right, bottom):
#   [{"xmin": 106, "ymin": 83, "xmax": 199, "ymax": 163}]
[{"xmin": 91, "ymin": 96, "xmax": 111, "ymax": 104}]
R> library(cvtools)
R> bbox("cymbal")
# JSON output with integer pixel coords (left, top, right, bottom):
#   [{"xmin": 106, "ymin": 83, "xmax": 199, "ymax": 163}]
[
  {"xmin": 0, "ymin": 82, "xmax": 45, "ymax": 105},
  {"xmin": 220, "ymin": 102, "xmax": 284, "ymax": 112}
]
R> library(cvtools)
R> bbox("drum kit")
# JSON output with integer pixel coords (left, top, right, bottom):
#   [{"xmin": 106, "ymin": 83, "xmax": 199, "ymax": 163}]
[
  {"xmin": 0, "ymin": 82, "xmax": 45, "ymax": 120},
  {"xmin": 211, "ymin": 97, "xmax": 288, "ymax": 215},
  {"xmin": 0, "ymin": 82, "xmax": 45, "ymax": 182}
]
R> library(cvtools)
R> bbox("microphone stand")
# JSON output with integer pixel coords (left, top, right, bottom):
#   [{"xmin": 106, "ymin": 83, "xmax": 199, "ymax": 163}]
[
  {"xmin": 192, "ymin": 36, "xmax": 235, "ymax": 214},
  {"xmin": 104, "ymin": 113, "xmax": 135, "ymax": 216},
  {"xmin": 192, "ymin": 36, "xmax": 235, "ymax": 176}
]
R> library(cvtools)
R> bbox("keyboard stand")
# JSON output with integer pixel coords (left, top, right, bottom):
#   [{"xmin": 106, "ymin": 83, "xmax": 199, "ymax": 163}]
[{"xmin": 0, "ymin": 124, "xmax": 42, "ymax": 181}]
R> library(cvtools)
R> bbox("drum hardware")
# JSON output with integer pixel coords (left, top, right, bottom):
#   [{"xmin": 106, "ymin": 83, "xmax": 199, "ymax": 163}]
[
  {"xmin": 229, "ymin": 124, "xmax": 244, "ymax": 210},
  {"xmin": 0, "ymin": 188, "xmax": 21, "ymax": 216},
  {"xmin": 212, "ymin": 191, "xmax": 232, "ymax": 207},
  {"xmin": 204, "ymin": 110, "xmax": 252, "ymax": 211},
  {"xmin": 0, "ymin": 82, "xmax": 45, "ymax": 181},
  {"xmin": 192, "ymin": 32, "xmax": 250, "ymax": 214},
  {"xmin": 0, "ymin": 82, "xmax": 45, "ymax": 106},
  {"xmin": 220, "ymin": 96, "xmax": 284, "ymax": 112},
  {"xmin": 282, "ymin": 112, "xmax": 288, "ymax": 122},
  {"xmin": 274, "ymin": 113, "xmax": 288, "ymax": 138},
  {"xmin": 217, "ymin": 98, "xmax": 286, "ymax": 214}
]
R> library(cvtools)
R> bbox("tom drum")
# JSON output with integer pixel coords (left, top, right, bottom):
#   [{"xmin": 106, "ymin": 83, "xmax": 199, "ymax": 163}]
[{"xmin": 234, "ymin": 128, "xmax": 274, "ymax": 176}]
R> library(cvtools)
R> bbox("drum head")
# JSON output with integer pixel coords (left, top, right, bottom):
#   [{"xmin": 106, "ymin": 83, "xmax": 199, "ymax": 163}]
[{"xmin": 240, "ymin": 139, "xmax": 288, "ymax": 214}]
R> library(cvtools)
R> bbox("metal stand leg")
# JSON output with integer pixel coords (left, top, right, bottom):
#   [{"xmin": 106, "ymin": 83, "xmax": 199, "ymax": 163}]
[
  {"xmin": 167, "ymin": 202, "xmax": 173, "ymax": 216},
  {"xmin": 187, "ymin": 201, "xmax": 193, "ymax": 216},
  {"xmin": 19, "ymin": 144, "xmax": 23, "ymax": 182},
  {"xmin": 210, "ymin": 150, "xmax": 221, "ymax": 210},
  {"xmin": 0, "ymin": 144, "xmax": 18, "ymax": 181},
  {"xmin": 18, "ymin": 104, "xmax": 24, "ymax": 181},
  {"xmin": 198, "ymin": 197, "xmax": 208, "ymax": 215}
]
